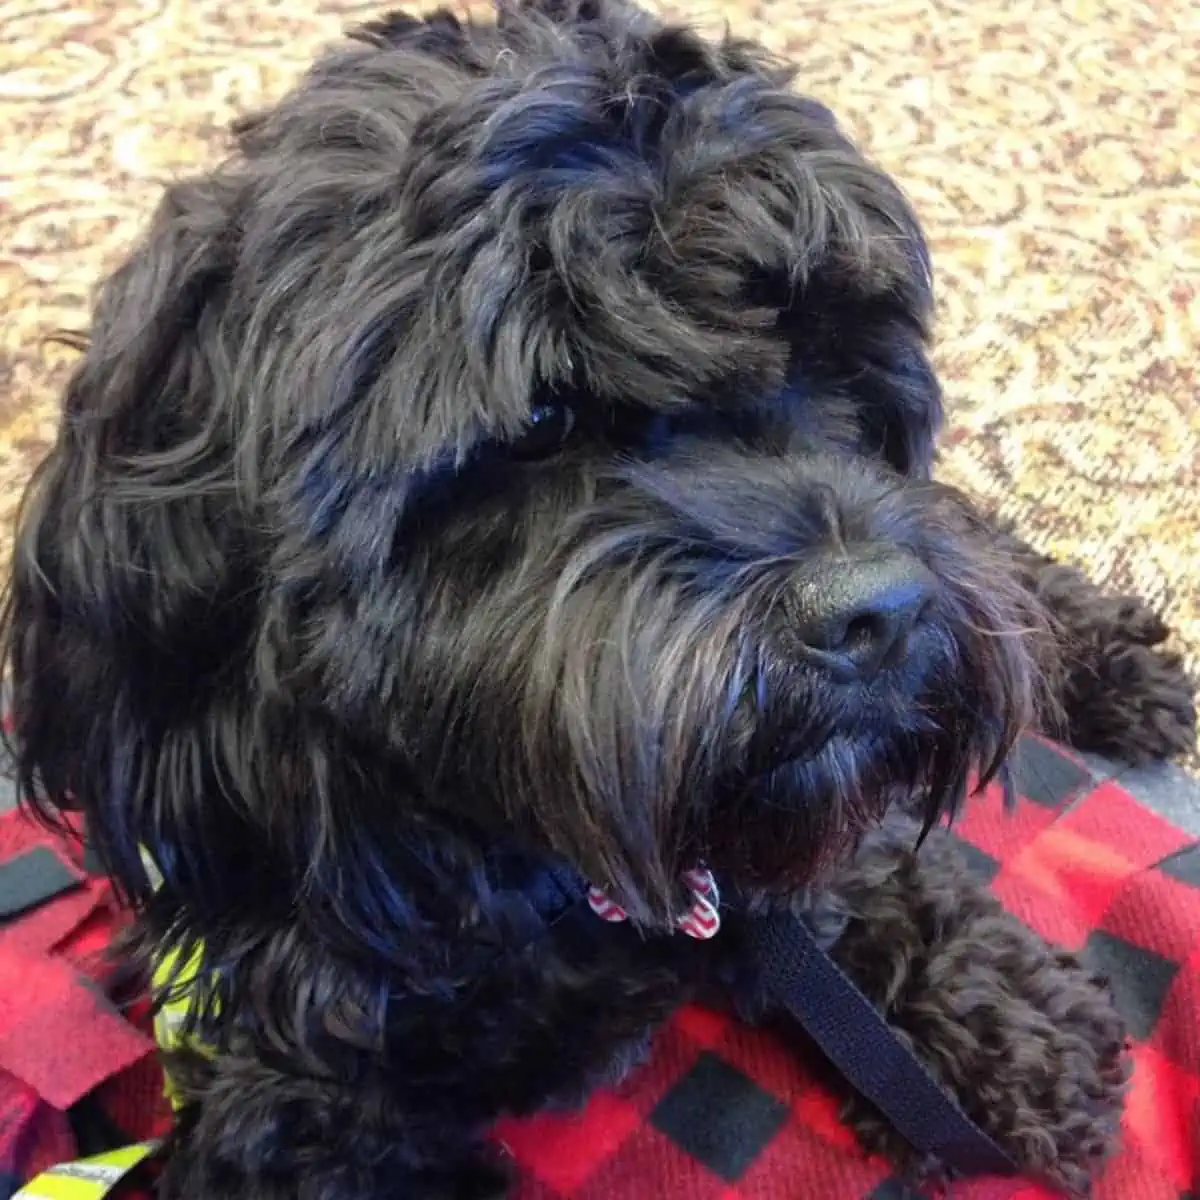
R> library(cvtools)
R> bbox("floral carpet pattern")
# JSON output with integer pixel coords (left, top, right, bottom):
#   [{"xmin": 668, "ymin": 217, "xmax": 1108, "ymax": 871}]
[{"xmin": 2, "ymin": 0, "xmax": 1198, "ymax": 756}]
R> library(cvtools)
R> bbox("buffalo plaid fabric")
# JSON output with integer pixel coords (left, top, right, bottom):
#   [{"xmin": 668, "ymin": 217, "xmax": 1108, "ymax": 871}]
[
  {"xmin": 3, "ymin": 734, "xmax": 1199, "ymax": 1199},
  {"xmin": 0, "ymin": 808, "xmax": 170, "ymax": 1200},
  {"xmin": 496, "ymin": 737, "xmax": 1200, "ymax": 1200}
]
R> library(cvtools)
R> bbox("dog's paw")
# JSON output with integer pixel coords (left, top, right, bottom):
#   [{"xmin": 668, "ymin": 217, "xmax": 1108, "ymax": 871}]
[
  {"xmin": 824, "ymin": 837, "xmax": 1131, "ymax": 1197},
  {"xmin": 841, "ymin": 945, "xmax": 1130, "ymax": 1197},
  {"xmin": 1065, "ymin": 636, "xmax": 1197, "ymax": 764},
  {"xmin": 1104, "ymin": 597, "xmax": 1173, "ymax": 648},
  {"xmin": 1010, "ymin": 553, "xmax": 1197, "ymax": 763}
]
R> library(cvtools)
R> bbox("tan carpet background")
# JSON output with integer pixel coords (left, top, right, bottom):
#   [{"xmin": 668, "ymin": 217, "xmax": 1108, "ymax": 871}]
[{"xmin": 2, "ymin": 0, "xmax": 1198, "ymax": 749}]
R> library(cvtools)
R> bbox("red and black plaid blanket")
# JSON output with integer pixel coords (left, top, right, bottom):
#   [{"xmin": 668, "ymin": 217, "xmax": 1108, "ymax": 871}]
[
  {"xmin": 0, "ymin": 809, "xmax": 170, "ymax": 1199},
  {"xmin": 3, "ymin": 735, "xmax": 1199, "ymax": 1199}
]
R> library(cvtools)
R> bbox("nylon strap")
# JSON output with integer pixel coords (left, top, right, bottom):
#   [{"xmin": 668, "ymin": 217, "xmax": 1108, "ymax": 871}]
[
  {"xmin": 12, "ymin": 1142, "xmax": 158, "ymax": 1200},
  {"xmin": 745, "ymin": 908, "xmax": 1019, "ymax": 1177}
]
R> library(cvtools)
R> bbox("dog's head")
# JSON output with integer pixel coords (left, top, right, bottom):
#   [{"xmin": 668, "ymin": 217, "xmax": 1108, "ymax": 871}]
[{"xmin": 3, "ymin": 0, "xmax": 1051, "ymax": 940}]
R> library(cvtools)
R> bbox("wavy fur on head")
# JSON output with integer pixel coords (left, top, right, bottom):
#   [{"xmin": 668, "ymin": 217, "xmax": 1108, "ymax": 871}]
[{"xmin": 2, "ymin": 1, "xmax": 1170, "ymax": 1196}]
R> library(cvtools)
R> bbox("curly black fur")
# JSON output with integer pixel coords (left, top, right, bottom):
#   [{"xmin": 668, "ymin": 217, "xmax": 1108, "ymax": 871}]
[
  {"xmin": 983, "ymin": 517, "xmax": 1197, "ymax": 764},
  {"xmin": 1, "ymin": 2, "xmax": 1194, "ymax": 1197},
  {"xmin": 801, "ymin": 820, "xmax": 1132, "ymax": 1196}
]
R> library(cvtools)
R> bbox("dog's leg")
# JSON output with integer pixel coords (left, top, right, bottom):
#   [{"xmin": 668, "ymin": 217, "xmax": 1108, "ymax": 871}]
[
  {"xmin": 990, "ymin": 520, "xmax": 1196, "ymax": 762},
  {"xmin": 954, "ymin": 494, "xmax": 1196, "ymax": 763},
  {"xmin": 783, "ymin": 818, "xmax": 1130, "ymax": 1195}
]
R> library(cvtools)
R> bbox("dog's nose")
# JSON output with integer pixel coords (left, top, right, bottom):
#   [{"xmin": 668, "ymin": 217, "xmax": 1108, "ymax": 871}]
[{"xmin": 789, "ymin": 550, "xmax": 935, "ymax": 680}]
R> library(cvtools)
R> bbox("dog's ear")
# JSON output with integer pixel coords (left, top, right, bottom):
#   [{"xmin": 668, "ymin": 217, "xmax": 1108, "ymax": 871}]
[
  {"xmin": 0, "ymin": 173, "xmax": 271, "ymax": 913},
  {"xmin": 0, "ymin": 170, "xmax": 456, "ymax": 952}
]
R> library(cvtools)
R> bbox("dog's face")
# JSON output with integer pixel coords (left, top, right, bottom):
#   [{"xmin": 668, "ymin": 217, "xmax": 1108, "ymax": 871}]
[{"xmin": 4, "ymin": 1, "xmax": 1049, "ymax": 936}]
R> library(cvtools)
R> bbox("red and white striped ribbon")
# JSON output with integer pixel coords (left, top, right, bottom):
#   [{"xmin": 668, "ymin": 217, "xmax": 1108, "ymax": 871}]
[{"xmin": 585, "ymin": 867, "xmax": 721, "ymax": 940}]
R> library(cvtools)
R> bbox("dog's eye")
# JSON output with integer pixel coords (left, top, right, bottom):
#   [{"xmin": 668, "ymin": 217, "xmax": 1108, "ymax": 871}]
[{"xmin": 511, "ymin": 403, "xmax": 576, "ymax": 460}]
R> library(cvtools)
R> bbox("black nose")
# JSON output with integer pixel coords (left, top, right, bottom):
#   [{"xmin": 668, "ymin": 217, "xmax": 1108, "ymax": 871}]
[{"xmin": 789, "ymin": 550, "xmax": 935, "ymax": 680}]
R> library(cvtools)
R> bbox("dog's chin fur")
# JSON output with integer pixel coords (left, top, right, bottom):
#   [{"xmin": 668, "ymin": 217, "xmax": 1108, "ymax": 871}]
[{"xmin": 0, "ymin": 2, "xmax": 1096, "ymax": 1196}]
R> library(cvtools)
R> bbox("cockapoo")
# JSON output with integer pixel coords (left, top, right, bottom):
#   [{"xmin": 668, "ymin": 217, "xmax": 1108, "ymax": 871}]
[{"xmin": 3, "ymin": 2, "xmax": 1194, "ymax": 1197}]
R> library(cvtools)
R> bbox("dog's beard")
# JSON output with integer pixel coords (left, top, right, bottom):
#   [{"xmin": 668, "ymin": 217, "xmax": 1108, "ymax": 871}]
[{"xmin": 419, "ymin": 459, "xmax": 1056, "ymax": 930}]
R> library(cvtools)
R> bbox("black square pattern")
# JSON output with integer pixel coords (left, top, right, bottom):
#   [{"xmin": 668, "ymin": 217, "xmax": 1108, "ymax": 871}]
[
  {"xmin": 1159, "ymin": 845, "xmax": 1200, "ymax": 888},
  {"xmin": 650, "ymin": 1051, "xmax": 787, "ymax": 1182},
  {"xmin": 0, "ymin": 846, "xmax": 82, "ymax": 919},
  {"xmin": 945, "ymin": 834, "xmax": 1001, "ymax": 885},
  {"xmin": 1083, "ymin": 929, "xmax": 1180, "ymax": 1040},
  {"xmin": 1010, "ymin": 736, "xmax": 1094, "ymax": 808},
  {"xmin": 869, "ymin": 1181, "xmax": 929, "ymax": 1199}
]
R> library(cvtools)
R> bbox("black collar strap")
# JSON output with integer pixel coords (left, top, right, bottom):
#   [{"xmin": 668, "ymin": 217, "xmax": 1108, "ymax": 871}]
[
  {"xmin": 505, "ymin": 852, "xmax": 1017, "ymax": 1178},
  {"xmin": 744, "ymin": 907, "xmax": 1019, "ymax": 1177}
]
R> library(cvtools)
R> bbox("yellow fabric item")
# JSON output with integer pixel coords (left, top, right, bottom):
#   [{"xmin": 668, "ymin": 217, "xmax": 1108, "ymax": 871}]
[
  {"xmin": 12, "ymin": 1143, "xmax": 158, "ymax": 1200},
  {"xmin": 139, "ymin": 847, "xmax": 213, "ymax": 1110},
  {"xmin": 150, "ymin": 939, "xmax": 209, "ymax": 1112}
]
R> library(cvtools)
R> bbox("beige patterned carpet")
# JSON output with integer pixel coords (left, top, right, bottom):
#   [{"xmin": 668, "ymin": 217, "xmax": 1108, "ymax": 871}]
[{"xmin": 2, "ymin": 0, "xmax": 1198, "ymax": 755}]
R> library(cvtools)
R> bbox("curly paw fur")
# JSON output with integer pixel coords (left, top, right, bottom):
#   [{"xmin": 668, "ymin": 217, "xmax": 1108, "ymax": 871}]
[
  {"xmin": 1051, "ymin": 585, "xmax": 1197, "ymax": 764},
  {"xmin": 822, "ymin": 823, "xmax": 1131, "ymax": 1196},
  {"xmin": 977, "ymin": 517, "xmax": 1197, "ymax": 764}
]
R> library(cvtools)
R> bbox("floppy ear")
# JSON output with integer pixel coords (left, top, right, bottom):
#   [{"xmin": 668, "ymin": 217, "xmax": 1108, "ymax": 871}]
[
  {"xmin": 0, "ymin": 170, "xmax": 472, "ymax": 969},
  {"xmin": 0, "ymin": 172, "xmax": 273, "ymax": 917}
]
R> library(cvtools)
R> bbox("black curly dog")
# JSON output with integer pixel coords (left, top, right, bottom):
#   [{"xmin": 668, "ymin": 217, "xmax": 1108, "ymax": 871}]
[{"xmin": 2, "ymin": 2, "xmax": 1195, "ymax": 1197}]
